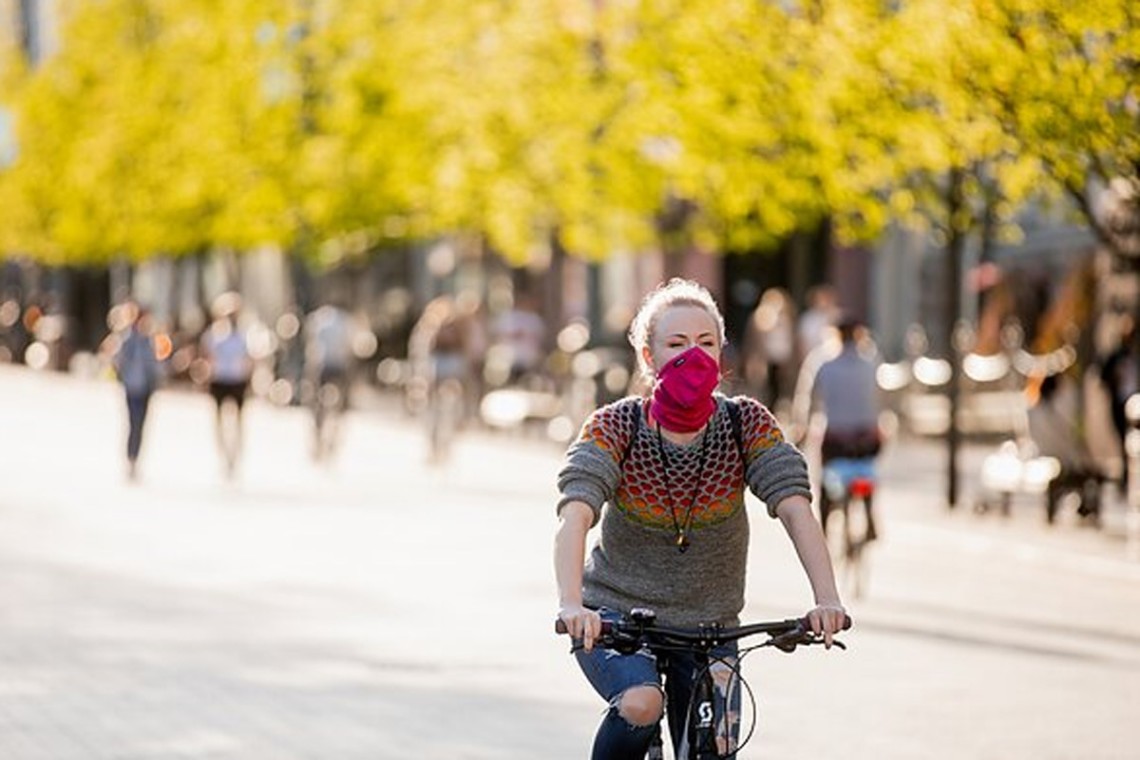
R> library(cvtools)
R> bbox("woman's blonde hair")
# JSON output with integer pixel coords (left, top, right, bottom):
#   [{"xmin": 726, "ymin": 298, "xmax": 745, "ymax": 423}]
[{"xmin": 628, "ymin": 278, "xmax": 726, "ymax": 378}]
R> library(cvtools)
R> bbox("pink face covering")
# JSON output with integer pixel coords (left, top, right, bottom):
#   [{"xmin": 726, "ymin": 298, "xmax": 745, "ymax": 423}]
[{"xmin": 649, "ymin": 346, "xmax": 720, "ymax": 433}]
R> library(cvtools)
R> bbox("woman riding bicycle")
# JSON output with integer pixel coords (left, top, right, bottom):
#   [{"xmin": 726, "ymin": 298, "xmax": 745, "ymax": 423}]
[{"xmin": 554, "ymin": 278, "xmax": 847, "ymax": 760}]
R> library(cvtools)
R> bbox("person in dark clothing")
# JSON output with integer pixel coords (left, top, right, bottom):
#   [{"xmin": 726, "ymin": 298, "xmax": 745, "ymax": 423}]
[{"xmin": 112, "ymin": 302, "xmax": 162, "ymax": 481}]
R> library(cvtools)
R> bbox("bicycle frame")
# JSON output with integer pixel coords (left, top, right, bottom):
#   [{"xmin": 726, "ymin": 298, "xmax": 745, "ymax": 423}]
[{"xmin": 558, "ymin": 608, "xmax": 849, "ymax": 759}]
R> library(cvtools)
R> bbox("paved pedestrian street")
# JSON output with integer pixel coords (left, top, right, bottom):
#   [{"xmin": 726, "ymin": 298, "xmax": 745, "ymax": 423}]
[{"xmin": 1, "ymin": 365, "xmax": 1139, "ymax": 758}]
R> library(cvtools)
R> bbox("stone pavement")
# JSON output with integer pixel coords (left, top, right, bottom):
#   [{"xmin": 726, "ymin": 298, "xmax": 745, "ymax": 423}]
[{"xmin": 1, "ymin": 365, "xmax": 1139, "ymax": 759}]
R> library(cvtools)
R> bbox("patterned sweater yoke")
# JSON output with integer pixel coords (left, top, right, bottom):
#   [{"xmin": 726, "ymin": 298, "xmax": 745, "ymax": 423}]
[{"xmin": 557, "ymin": 394, "xmax": 812, "ymax": 627}]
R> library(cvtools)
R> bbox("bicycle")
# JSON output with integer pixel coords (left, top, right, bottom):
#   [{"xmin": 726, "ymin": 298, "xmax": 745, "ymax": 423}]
[
  {"xmin": 819, "ymin": 457, "xmax": 878, "ymax": 600},
  {"xmin": 557, "ymin": 608, "xmax": 850, "ymax": 759}
]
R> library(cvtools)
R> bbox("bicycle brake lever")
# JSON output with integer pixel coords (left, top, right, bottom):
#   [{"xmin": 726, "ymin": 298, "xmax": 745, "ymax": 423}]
[
  {"xmin": 804, "ymin": 633, "xmax": 848, "ymax": 650},
  {"xmin": 771, "ymin": 629, "xmax": 812, "ymax": 652}
]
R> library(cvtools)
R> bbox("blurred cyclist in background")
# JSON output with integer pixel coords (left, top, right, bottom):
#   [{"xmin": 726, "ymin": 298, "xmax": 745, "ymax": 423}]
[
  {"xmin": 410, "ymin": 294, "xmax": 481, "ymax": 463},
  {"xmin": 796, "ymin": 316, "xmax": 883, "ymax": 541}
]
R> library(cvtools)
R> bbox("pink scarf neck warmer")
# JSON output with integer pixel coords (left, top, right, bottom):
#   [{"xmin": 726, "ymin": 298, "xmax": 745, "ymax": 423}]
[{"xmin": 648, "ymin": 346, "xmax": 720, "ymax": 433}]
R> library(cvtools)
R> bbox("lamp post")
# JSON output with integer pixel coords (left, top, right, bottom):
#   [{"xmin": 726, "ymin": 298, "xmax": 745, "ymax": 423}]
[{"xmin": 944, "ymin": 166, "xmax": 966, "ymax": 509}]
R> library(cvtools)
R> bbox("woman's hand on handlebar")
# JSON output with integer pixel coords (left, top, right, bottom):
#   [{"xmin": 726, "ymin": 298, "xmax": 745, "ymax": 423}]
[
  {"xmin": 805, "ymin": 603, "xmax": 850, "ymax": 649},
  {"xmin": 558, "ymin": 604, "xmax": 602, "ymax": 652}
]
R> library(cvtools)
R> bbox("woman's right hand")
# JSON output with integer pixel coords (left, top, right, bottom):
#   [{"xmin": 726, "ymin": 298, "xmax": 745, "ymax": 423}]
[{"xmin": 558, "ymin": 604, "xmax": 602, "ymax": 652}]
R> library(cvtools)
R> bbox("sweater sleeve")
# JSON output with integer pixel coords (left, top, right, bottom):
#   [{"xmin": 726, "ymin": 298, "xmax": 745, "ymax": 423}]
[
  {"xmin": 556, "ymin": 398, "xmax": 639, "ymax": 526},
  {"xmin": 735, "ymin": 396, "xmax": 813, "ymax": 517}
]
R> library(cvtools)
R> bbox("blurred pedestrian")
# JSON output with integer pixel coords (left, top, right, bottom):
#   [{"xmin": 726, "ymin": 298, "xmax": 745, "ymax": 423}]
[
  {"xmin": 1026, "ymin": 372, "xmax": 1105, "ymax": 523},
  {"xmin": 200, "ymin": 292, "xmax": 252, "ymax": 479},
  {"xmin": 490, "ymin": 293, "xmax": 547, "ymax": 385},
  {"xmin": 555, "ymin": 277, "xmax": 846, "ymax": 759},
  {"xmin": 797, "ymin": 284, "xmax": 839, "ymax": 367},
  {"xmin": 304, "ymin": 301, "xmax": 356, "ymax": 462},
  {"xmin": 740, "ymin": 286, "xmax": 797, "ymax": 411},
  {"xmin": 111, "ymin": 301, "xmax": 163, "ymax": 481}
]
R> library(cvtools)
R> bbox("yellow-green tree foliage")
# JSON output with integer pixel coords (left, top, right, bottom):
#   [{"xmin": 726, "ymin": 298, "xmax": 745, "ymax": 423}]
[
  {"xmin": 969, "ymin": 0, "xmax": 1139, "ymax": 255},
  {"xmin": 0, "ymin": 0, "xmax": 1136, "ymax": 265},
  {"xmin": 0, "ymin": 0, "xmax": 277, "ymax": 261}
]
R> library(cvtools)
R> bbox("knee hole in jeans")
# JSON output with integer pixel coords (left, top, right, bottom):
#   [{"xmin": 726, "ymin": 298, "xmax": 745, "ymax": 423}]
[{"xmin": 617, "ymin": 685, "xmax": 664, "ymax": 727}]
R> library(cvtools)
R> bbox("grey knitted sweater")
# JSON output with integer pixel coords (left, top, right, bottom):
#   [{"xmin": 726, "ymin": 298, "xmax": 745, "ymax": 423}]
[{"xmin": 557, "ymin": 394, "xmax": 812, "ymax": 628}]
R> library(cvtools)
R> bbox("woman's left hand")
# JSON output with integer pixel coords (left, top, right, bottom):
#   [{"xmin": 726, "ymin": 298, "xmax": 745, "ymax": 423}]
[{"xmin": 805, "ymin": 603, "xmax": 849, "ymax": 649}]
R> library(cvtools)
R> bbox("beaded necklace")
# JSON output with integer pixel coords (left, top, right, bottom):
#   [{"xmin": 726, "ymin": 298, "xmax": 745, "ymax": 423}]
[{"xmin": 653, "ymin": 423, "xmax": 710, "ymax": 553}]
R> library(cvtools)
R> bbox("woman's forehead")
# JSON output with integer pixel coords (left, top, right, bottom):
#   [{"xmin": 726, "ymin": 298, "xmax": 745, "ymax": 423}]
[{"xmin": 654, "ymin": 304, "xmax": 718, "ymax": 336}]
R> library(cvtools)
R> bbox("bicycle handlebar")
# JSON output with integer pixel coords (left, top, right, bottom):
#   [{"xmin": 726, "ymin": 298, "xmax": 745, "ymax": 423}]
[{"xmin": 555, "ymin": 609, "xmax": 851, "ymax": 653}]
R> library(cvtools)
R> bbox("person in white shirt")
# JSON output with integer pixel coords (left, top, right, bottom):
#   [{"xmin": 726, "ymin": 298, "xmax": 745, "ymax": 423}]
[{"xmin": 200, "ymin": 292, "xmax": 253, "ymax": 479}]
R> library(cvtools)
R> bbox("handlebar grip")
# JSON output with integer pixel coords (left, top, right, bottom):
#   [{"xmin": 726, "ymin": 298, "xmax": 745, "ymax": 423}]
[{"xmin": 555, "ymin": 618, "xmax": 615, "ymax": 637}]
